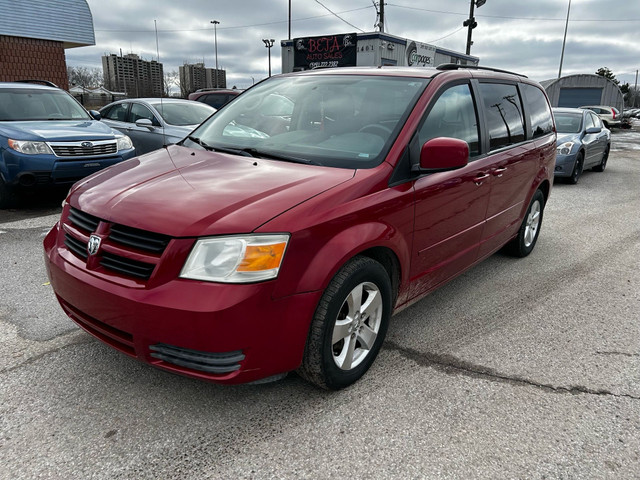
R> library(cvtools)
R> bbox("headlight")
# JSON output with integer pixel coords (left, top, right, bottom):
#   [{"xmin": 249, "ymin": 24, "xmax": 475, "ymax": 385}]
[
  {"xmin": 556, "ymin": 141, "xmax": 575, "ymax": 155},
  {"xmin": 7, "ymin": 139, "xmax": 53, "ymax": 155},
  {"xmin": 180, "ymin": 234, "xmax": 289, "ymax": 283},
  {"xmin": 116, "ymin": 135, "xmax": 133, "ymax": 151}
]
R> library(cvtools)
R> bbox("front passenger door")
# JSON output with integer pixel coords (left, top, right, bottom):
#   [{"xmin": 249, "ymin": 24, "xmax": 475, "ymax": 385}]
[
  {"xmin": 127, "ymin": 103, "xmax": 164, "ymax": 155},
  {"xmin": 410, "ymin": 83, "xmax": 491, "ymax": 298}
]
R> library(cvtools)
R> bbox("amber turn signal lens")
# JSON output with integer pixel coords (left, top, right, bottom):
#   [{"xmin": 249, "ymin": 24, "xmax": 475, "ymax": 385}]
[{"xmin": 237, "ymin": 243, "xmax": 287, "ymax": 271}]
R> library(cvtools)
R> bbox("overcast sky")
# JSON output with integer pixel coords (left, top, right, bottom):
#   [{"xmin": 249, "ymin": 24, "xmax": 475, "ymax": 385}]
[{"xmin": 66, "ymin": 0, "xmax": 640, "ymax": 89}]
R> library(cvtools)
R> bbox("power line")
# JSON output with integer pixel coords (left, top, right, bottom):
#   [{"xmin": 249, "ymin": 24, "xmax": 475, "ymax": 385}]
[
  {"xmin": 95, "ymin": 6, "xmax": 373, "ymax": 33},
  {"xmin": 386, "ymin": 3, "xmax": 640, "ymax": 22},
  {"xmin": 427, "ymin": 26, "xmax": 465, "ymax": 44},
  {"xmin": 314, "ymin": 0, "xmax": 366, "ymax": 33}
]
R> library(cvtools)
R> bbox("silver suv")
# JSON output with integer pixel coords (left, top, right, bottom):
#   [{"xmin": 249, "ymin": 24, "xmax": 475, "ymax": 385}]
[{"xmin": 580, "ymin": 105, "xmax": 621, "ymax": 128}]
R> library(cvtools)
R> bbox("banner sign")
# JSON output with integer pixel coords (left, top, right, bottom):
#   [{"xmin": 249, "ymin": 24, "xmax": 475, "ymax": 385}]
[
  {"xmin": 293, "ymin": 33, "xmax": 357, "ymax": 70},
  {"xmin": 405, "ymin": 41, "xmax": 437, "ymax": 67}
]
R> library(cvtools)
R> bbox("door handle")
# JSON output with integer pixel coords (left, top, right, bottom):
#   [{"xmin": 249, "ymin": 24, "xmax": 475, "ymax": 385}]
[
  {"xmin": 473, "ymin": 173, "xmax": 490, "ymax": 185},
  {"xmin": 493, "ymin": 167, "xmax": 507, "ymax": 177}
]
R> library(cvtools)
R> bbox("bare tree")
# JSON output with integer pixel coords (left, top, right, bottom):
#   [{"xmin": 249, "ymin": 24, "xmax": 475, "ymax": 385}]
[
  {"xmin": 67, "ymin": 66, "xmax": 103, "ymax": 88},
  {"xmin": 163, "ymin": 70, "xmax": 180, "ymax": 97}
]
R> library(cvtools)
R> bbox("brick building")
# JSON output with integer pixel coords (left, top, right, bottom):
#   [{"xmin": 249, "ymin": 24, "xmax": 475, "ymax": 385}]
[
  {"xmin": 0, "ymin": 0, "xmax": 95, "ymax": 90},
  {"xmin": 102, "ymin": 53, "xmax": 164, "ymax": 98}
]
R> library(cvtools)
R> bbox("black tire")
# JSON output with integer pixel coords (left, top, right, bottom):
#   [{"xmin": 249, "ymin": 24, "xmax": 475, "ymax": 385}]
[
  {"xmin": 593, "ymin": 145, "xmax": 609, "ymax": 172},
  {"xmin": 298, "ymin": 256, "xmax": 392, "ymax": 390},
  {"xmin": 504, "ymin": 189, "xmax": 545, "ymax": 258},
  {"xmin": 567, "ymin": 152, "xmax": 583, "ymax": 185},
  {"xmin": 0, "ymin": 178, "xmax": 16, "ymax": 209}
]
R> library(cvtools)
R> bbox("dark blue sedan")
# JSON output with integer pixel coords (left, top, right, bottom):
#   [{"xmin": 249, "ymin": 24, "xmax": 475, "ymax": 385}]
[{"xmin": 553, "ymin": 107, "xmax": 611, "ymax": 184}]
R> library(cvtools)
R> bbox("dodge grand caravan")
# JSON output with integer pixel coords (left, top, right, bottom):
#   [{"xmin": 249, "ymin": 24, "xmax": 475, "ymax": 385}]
[{"xmin": 44, "ymin": 65, "xmax": 556, "ymax": 389}]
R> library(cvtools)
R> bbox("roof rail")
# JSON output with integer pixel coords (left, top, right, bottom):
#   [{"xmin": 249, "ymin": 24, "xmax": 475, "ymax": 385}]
[
  {"xmin": 436, "ymin": 63, "xmax": 527, "ymax": 78},
  {"xmin": 15, "ymin": 79, "xmax": 59, "ymax": 88}
]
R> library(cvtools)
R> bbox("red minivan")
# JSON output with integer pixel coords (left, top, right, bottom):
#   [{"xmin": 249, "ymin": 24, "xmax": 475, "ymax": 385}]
[{"xmin": 44, "ymin": 65, "xmax": 556, "ymax": 389}]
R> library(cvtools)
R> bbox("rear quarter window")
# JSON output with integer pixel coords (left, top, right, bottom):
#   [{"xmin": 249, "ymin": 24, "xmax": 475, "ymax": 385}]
[{"xmin": 521, "ymin": 83, "xmax": 554, "ymax": 139}]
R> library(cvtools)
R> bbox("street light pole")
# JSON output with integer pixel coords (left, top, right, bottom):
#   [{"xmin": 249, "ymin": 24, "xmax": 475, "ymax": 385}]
[
  {"xmin": 464, "ymin": 0, "xmax": 485, "ymax": 56},
  {"xmin": 210, "ymin": 20, "xmax": 220, "ymax": 88},
  {"xmin": 262, "ymin": 38, "xmax": 275, "ymax": 77}
]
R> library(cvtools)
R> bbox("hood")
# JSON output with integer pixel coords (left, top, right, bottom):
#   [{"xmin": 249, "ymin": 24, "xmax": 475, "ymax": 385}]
[
  {"xmin": 556, "ymin": 132, "xmax": 580, "ymax": 145},
  {"xmin": 0, "ymin": 119, "xmax": 119, "ymax": 142},
  {"xmin": 71, "ymin": 145, "xmax": 355, "ymax": 237}
]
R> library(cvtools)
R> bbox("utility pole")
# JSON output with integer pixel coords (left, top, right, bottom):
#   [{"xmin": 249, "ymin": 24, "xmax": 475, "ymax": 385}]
[
  {"xmin": 635, "ymin": 69, "xmax": 638, "ymax": 107},
  {"xmin": 288, "ymin": 0, "xmax": 291, "ymax": 40},
  {"xmin": 379, "ymin": 1, "xmax": 384, "ymax": 33},
  {"xmin": 464, "ymin": 0, "xmax": 485, "ymax": 55},
  {"xmin": 558, "ymin": 0, "xmax": 571, "ymax": 78}
]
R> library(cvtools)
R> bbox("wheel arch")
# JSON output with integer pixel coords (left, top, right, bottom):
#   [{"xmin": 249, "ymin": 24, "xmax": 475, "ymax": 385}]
[{"xmin": 274, "ymin": 222, "xmax": 408, "ymax": 306}]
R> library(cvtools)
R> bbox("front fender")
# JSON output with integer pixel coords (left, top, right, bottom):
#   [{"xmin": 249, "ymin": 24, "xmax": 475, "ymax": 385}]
[{"xmin": 273, "ymin": 221, "xmax": 411, "ymax": 300}]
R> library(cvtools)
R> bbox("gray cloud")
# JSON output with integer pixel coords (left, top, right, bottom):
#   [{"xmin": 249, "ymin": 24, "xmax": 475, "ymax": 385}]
[{"xmin": 66, "ymin": 0, "xmax": 640, "ymax": 89}]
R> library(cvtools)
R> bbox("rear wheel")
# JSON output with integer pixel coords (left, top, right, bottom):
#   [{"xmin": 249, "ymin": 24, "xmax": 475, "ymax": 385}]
[
  {"xmin": 593, "ymin": 145, "xmax": 609, "ymax": 172},
  {"xmin": 298, "ymin": 256, "xmax": 392, "ymax": 390},
  {"xmin": 504, "ymin": 189, "xmax": 545, "ymax": 258},
  {"xmin": 567, "ymin": 152, "xmax": 583, "ymax": 185}
]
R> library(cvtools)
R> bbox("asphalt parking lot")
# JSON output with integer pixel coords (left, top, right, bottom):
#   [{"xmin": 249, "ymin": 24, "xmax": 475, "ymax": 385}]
[{"xmin": 1, "ymin": 124, "xmax": 639, "ymax": 479}]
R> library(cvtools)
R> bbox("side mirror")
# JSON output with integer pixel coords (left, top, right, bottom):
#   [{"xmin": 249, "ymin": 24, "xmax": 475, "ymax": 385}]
[
  {"xmin": 135, "ymin": 118, "xmax": 154, "ymax": 129},
  {"xmin": 415, "ymin": 137, "xmax": 469, "ymax": 173},
  {"xmin": 89, "ymin": 110, "xmax": 101, "ymax": 120},
  {"xmin": 585, "ymin": 127, "xmax": 601, "ymax": 134}
]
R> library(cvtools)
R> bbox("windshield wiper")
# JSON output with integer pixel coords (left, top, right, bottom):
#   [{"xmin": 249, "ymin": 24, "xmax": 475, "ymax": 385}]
[
  {"xmin": 186, "ymin": 135, "xmax": 215, "ymax": 150},
  {"xmin": 240, "ymin": 148, "xmax": 320, "ymax": 165}
]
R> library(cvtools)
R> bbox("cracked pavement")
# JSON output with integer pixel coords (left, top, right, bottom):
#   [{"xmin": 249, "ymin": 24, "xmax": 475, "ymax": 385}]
[{"xmin": 0, "ymin": 127, "xmax": 639, "ymax": 479}]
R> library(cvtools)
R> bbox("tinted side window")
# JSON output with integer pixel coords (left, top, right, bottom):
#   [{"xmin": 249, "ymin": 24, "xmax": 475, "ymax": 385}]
[
  {"xmin": 130, "ymin": 103, "xmax": 159, "ymax": 126},
  {"xmin": 202, "ymin": 94, "xmax": 228, "ymax": 109},
  {"xmin": 104, "ymin": 103, "xmax": 129, "ymax": 122},
  {"xmin": 478, "ymin": 83, "xmax": 525, "ymax": 151},
  {"xmin": 418, "ymin": 83, "xmax": 480, "ymax": 157},
  {"xmin": 591, "ymin": 113, "xmax": 603, "ymax": 128},
  {"xmin": 521, "ymin": 83, "xmax": 553, "ymax": 139}
]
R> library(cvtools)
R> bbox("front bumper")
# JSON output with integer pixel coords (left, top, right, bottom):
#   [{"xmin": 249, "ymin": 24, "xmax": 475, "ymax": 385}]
[
  {"xmin": 1, "ymin": 148, "xmax": 136, "ymax": 186},
  {"xmin": 553, "ymin": 153, "xmax": 578, "ymax": 178},
  {"xmin": 43, "ymin": 222, "xmax": 322, "ymax": 385}
]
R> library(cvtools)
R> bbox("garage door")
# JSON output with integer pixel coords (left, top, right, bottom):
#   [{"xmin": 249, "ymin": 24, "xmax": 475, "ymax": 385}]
[{"xmin": 558, "ymin": 88, "xmax": 602, "ymax": 108}]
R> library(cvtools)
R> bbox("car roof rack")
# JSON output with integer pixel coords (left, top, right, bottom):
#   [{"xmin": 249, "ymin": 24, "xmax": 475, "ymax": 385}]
[
  {"xmin": 15, "ymin": 79, "xmax": 59, "ymax": 88},
  {"xmin": 436, "ymin": 63, "xmax": 527, "ymax": 78}
]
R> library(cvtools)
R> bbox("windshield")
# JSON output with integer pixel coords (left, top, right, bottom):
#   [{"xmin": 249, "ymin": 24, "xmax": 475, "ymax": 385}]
[
  {"xmin": 554, "ymin": 112, "xmax": 583, "ymax": 134},
  {"xmin": 186, "ymin": 74, "xmax": 429, "ymax": 168},
  {"xmin": 150, "ymin": 101, "xmax": 216, "ymax": 126},
  {"xmin": 0, "ymin": 88, "xmax": 90, "ymax": 121}
]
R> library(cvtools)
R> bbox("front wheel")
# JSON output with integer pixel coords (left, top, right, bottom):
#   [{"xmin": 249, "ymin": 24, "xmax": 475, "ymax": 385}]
[
  {"xmin": 0, "ymin": 178, "xmax": 16, "ymax": 209},
  {"xmin": 504, "ymin": 189, "xmax": 545, "ymax": 257},
  {"xmin": 298, "ymin": 256, "xmax": 392, "ymax": 390},
  {"xmin": 567, "ymin": 152, "xmax": 583, "ymax": 185}
]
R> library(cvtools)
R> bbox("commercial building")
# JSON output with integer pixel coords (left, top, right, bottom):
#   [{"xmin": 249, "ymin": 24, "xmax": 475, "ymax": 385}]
[
  {"xmin": 179, "ymin": 63, "xmax": 227, "ymax": 96},
  {"xmin": 281, "ymin": 32, "xmax": 478, "ymax": 73},
  {"xmin": 0, "ymin": 0, "xmax": 95, "ymax": 89},
  {"xmin": 541, "ymin": 74, "xmax": 624, "ymax": 111},
  {"xmin": 102, "ymin": 53, "xmax": 164, "ymax": 98}
]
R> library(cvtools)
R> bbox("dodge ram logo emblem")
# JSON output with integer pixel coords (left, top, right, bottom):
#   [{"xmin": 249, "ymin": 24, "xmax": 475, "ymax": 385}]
[
  {"xmin": 88, "ymin": 235, "xmax": 101, "ymax": 256},
  {"xmin": 81, "ymin": 141, "xmax": 93, "ymax": 148}
]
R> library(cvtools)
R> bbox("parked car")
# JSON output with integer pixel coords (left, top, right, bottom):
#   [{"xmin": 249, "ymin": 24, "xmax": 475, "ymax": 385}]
[
  {"xmin": 44, "ymin": 65, "xmax": 556, "ymax": 389},
  {"xmin": 188, "ymin": 88, "xmax": 243, "ymax": 109},
  {"xmin": 553, "ymin": 107, "xmax": 611, "ymax": 184},
  {"xmin": 100, "ymin": 98, "xmax": 215, "ymax": 155},
  {"xmin": 0, "ymin": 81, "xmax": 135, "ymax": 208},
  {"xmin": 579, "ymin": 105, "xmax": 621, "ymax": 128}
]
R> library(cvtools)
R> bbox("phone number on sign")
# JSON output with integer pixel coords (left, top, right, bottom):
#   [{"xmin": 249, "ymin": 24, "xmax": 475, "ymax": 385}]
[{"xmin": 309, "ymin": 61, "xmax": 339, "ymax": 69}]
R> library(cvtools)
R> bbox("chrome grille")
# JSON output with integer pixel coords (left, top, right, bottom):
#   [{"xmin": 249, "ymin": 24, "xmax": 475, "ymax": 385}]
[{"xmin": 50, "ymin": 140, "xmax": 117, "ymax": 157}]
